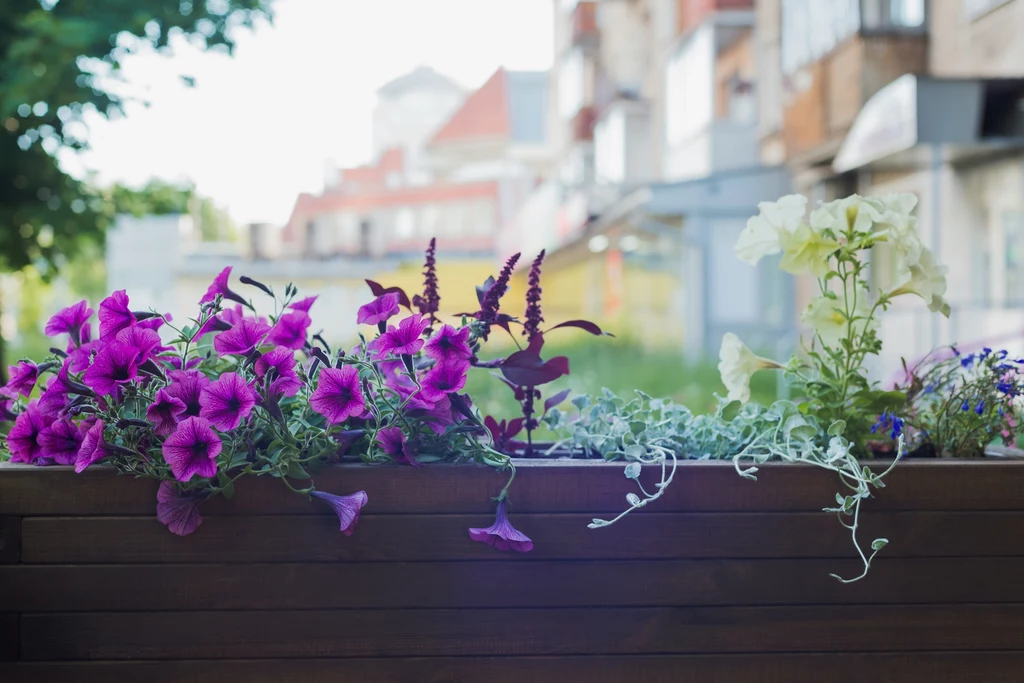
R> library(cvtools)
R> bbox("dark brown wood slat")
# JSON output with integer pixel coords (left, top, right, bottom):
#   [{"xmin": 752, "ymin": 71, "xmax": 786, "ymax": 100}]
[
  {"xmin": 0, "ymin": 518, "xmax": 19, "ymax": 563},
  {"xmin": 20, "ymin": 511, "xmax": 1024, "ymax": 564},
  {"xmin": 0, "ymin": 614, "xmax": 17, "ymax": 661},
  {"xmin": 4, "ymin": 653, "xmax": 1024, "ymax": 683},
  {"xmin": 2, "ymin": 557, "xmax": 1022, "ymax": 612},
  {"xmin": 4, "ymin": 460, "xmax": 1024, "ymax": 516},
  {"xmin": 20, "ymin": 605, "xmax": 1024, "ymax": 660}
]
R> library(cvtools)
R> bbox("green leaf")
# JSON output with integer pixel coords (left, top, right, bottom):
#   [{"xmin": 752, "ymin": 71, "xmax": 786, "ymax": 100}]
[
  {"xmin": 624, "ymin": 462, "xmax": 642, "ymax": 480},
  {"xmin": 870, "ymin": 538, "xmax": 889, "ymax": 551},
  {"xmin": 285, "ymin": 461, "xmax": 311, "ymax": 480},
  {"xmin": 827, "ymin": 420, "xmax": 847, "ymax": 437}
]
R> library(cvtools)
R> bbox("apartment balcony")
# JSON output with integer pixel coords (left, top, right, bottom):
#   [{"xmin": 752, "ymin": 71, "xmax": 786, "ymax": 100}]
[
  {"xmin": 676, "ymin": 0, "xmax": 755, "ymax": 36},
  {"xmin": 782, "ymin": 32, "xmax": 927, "ymax": 164},
  {"xmin": 571, "ymin": 1, "xmax": 599, "ymax": 49},
  {"xmin": 664, "ymin": 119, "xmax": 759, "ymax": 183}
]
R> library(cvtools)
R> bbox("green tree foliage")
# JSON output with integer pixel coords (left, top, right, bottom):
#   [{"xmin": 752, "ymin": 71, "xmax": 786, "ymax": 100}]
[{"xmin": 0, "ymin": 0, "xmax": 272, "ymax": 378}]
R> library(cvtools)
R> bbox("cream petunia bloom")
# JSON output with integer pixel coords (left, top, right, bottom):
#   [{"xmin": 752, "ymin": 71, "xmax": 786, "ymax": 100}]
[
  {"xmin": 734, "ymin": 194, "xmax": 808, "ymax": 266},
  {"xmin": 887, "ymin": 248, "xmax": 951, "ymax": 317},
  {"xmin": 801, "ymin": 286, "xmax": 879, "ymax": 348},
  {"xmin": 718, "ymin": 333, "xmax": 784, "ymax": 404},
  {"xmin": 778, "ymin": 222, "xmax": 841, "ymax": 277}
]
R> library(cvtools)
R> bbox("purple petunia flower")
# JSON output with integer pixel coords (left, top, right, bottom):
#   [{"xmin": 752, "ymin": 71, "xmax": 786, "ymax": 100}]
[
  {"xmin": 357, "ymin": 293, "xmax": 400, "ymax": 327},
  {"xmin": 82, "ymin": 342, "xmax": 139, "ymax": 397},
  {"xmin": 199, "ymin": 372, "xmax": 258, "ymax": 431},
  {"xmin": 255, "ymin": 347, "xmax": 302, "ymax": 397},
  {"xmin": 115, "ymin": 325, "xmax": 164, "ymax": 363},
  {"xmin": 376, "ymin": 426, "xmax": 406, "ymax": 457},
  {"xmin": 423, "ymin": 325, "xmax": 473, "ymax": 363},
  {"xmin": 45, "ymin": 300, "xmax": 94, "ymax": 345},
  {"xmin": 199, "ymin": 266, "xmax": 247, "ymax": 306},
  {"xmin": 289, "ymin": 296, "xmax": 318, "ymax": 313},
  {"xmin": 38, "ymin": 361, "xmax": 88, "ymax": 414},
  {"xmin": 7, "ymin": 401, "xmax": 55, "ymax": 463},
  {"xmin": 310, "ymin": 366, "xmax": 365, "ymax": 425},
  {"xmin": 468, "ymin": 500, "xmax": 533, "ymax": 553},
  {"xmin": 137, "ymin": 315, "xmax": 167, "ymax": 331},
  {"xmin": 5, "ymin": 361, "xmax": 39, "ymax": 397},
  {"xmin": 74, "ymin": 420, "xmax": 123, "ymax": 473},
  {"xmin": 37, "ymin": 417, "xmax": 84, "ymax": 466},
  {"xmin": 164, "ymin": 370, "xmax": 211, "ymax": 418},
  {"xmin": 419, "ymin": 360, "xmax": 469, "ymax": 403},
  {"xmin": 416, "ymin": 396, "xmax": 460, "ymax": 435},
  {"xmin": 156, "ymin": 481, "xmax": 206, "ymax": 536},
  {"xmin": 310, "ymin": 490, "xmax": 368, "ymax": 536},
  {"xmin": 266, "ymin": 311, "xmax": 312, "ymax": 350},
  {"xmin": 376, "ymin": 314, "xmax": 429, "ymax": 357},
  {"xmin": 214, "ymin": 318, "xmax": 271, "ymax": 357},
  {"xmin": 67, "ymin": 340, "xmax": 102, "ymax": 374},
  {"xmin": 163, "ymin": 355, "xmax": 202, "ymax": 372},
  {"xmin": 98, "ymin": 290, "xmax": 136, "ymax": 342},
  {"xmin": 146, "ymin": 388, "xmax": 188, "ymax": 436},
  {"xmin": 162, "ymin": 416, "xmax": 223, "ymax": 482}
]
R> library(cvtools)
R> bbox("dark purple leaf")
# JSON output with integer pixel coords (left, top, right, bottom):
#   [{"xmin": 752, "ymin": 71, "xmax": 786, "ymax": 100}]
[
  {"xmin": 506, "ymin": 417, "xmax": 525, "ymax": 439},
  {"xmin": 544, "ymin": 388, "xmax": 572, "ymax": 414},
  {"xmin": 484, "ymin": 415, "xmax": 502, "ymax": 442},
  {"xmin": 500, "ymin": 335, "xmax": 570, "ymax": 387},
  {"xmin": 546, "ymin": 319, "xmax": 613, "ymax": 337},
  {"xmin": 475, "ymin": 276, "xmax": 496, "ymax": 306},
  {"xmin": 365, "ymin": 280, "xmax": 411, "ymax": 310}
]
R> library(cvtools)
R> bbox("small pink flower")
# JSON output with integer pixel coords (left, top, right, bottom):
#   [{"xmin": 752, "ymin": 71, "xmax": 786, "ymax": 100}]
[
  {"xmin": 311, "ymin": 490, "xmax": 368, "ymax": 536},
  {"xmin": 156, "ymin": 481, "xmax": 205, "ymax": 536},
  {"xmin": 468, "ymin": 500, "xmax": 533, "ymax": 553}
]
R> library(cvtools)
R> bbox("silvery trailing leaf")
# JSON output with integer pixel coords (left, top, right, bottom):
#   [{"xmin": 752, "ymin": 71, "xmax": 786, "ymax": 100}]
[
  {"xmin": 827, "ymin": 420, "xmax": 847, "ymax": 437},
  {"xmin": 626, "ymin": 493, "xmax": 641, "ymax": 506},
  {"xmin": 624, "ymin": 462, "xmax": 642, "ymax": 480},
  {"xmin": 572, "ymin": 394, "xmax": 591, "ymax": 411},
  {"xmin": 623, "ymin": 444, "xmax": 645, "ymax": 461},
  {"xmin": 870, "ymin": 538, "xmax": 889, "ymax": 551}
]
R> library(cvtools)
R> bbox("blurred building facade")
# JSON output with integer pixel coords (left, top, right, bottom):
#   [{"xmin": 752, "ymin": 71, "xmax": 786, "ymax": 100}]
[
  {"xmin": 754, "ymin": 0, "xmax": 1024, "ymax": 372},
  {"xmin": 503, "ymin": 0, "xmax": 794, "ymax": 356},
  {"xmin": 106, "ymin": 66, "xmax": 554, "ymax": 344}
]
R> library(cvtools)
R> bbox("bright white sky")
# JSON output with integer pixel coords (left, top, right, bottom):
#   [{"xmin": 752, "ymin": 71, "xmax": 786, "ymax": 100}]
[{"xmin": 69, "ymin": 0, "xmax": 554, "ymax": 225}]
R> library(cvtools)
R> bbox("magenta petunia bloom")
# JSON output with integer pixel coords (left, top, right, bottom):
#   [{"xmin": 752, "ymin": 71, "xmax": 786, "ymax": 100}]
[
  {"xmin": 424, "ymin": 325, "xmax": 473, "ymax": 363},
  {"xmin": 376, "ymin": 426, "xmax": 406, "ymax": 457},
  {"xmin": 74, "ymin": 420, "xmax": 119, "ymax": 473},
  {"xmin": 156, "ymin": 481, "xmax": 205, "ymax": 536},
  {"xmin": 376, "ymin": 314, "xmax": 429, "ymax": 357},
  {"xmin": 38, "ymin": 361, "xmax": 84, "ymax": 414},
  {"xmin": 37, "ymin": 417, "xmax": 84, "ymax": 465},
  {"xmin": 45, "ymin": 300, "xmax": 94, "ymax": 345},
  {"xmin": 199, "ymin": 372, "xmax": 258, "ymax": 431},
  {"xmin": 357, "ymin": 293, "xmax": 400, "ymax": 326},
  {"xmin": 7, "ymin": 401, "xmax": 55, "ymax": 463},
  {"xmin": 266, "ymin": 311, "xmax": 311, "ymax": 350},
  {"xmin": 5, "ymin": 361, "xmax": 39, "ymax": 397},
  {"xmin": 146, "ymin": 388, "xmax": 188, "ymax": 436},
  {"xmin": 115, "ymin": 325, "xmax": 164, "ymax": 363},
  {"xmin": 137, "ymin": 315, "xmax": 167, "ymax": 331},
  {"xmin": 218, "ymin": 304, "xmax": 268, "ymax": 328},
  {"xmin": 82, "ymin": 342, "xmax": 139, "ymax": 397},
  {"xmin": 163, "ymin": 355, "xmax": 202, "ymax": 372},
  {"xmin": 199, "ymin": 266, "xmax": 247, "ymax": 306},
  {"xmin": 214, "ymin": 318, "xmax": 271, "ymax": 356},
  {"xmin": 289, "ymin": 295, "xmax": 318, "ymax": 313},
  {"xmin": 310, "ymin": 366, "xmax": 365, "ymax": 425},
  {"xmin": 162, "ymin": 416, "xmax": 223, "ymax": 482},
  {"xmin": 419, "ymin": 360, "xmax": 469, "ymax": 403},
  {"xmin": 417, "ymin": 396, "xmax": 460, "ymax": 435},
  {"xmin": 468, "ymin": 500, "xmax": 534, "ymax": 553},
  {"xmin": 67, "ymin": 339, "xmax": 101, "ymax": 374},
  {"xmin": 255, "ymin": 347, "xmax": 302, "ymax": 397},
  {"xmin": 98, "ymin": 290, "xmax": 136, "ymax": 342},
  {"xmin": 164, "ymin": 370, "xmax": 211, "ymax": 418},
  {"xmin": 311, "ymin": 490, "xmax": 368, "ymax": 536}
]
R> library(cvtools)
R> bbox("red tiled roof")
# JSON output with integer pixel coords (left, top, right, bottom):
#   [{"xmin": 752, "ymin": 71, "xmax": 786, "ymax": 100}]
[
  {"xmin": 428, "ymin": 68, "xmax": 510, "ymax": 146},
  {"xmin": 283, "ymin": 181, "xmax": 500, "ymax": 241},
  {"xmin": 337, "ymin": 148, "xmax": 404, "ymax": 189}
]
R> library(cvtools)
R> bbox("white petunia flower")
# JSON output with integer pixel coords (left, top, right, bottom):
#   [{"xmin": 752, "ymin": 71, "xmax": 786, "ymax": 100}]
[
  {"xmin": 718, "ymin": 333, "xmax": 784, "ymax": 404},
  {"xmin": 887, "ymin": 248, "xmax": 951, "ymax": 317},
  {"xmin": 734, "ymin": 194, "xmax": 808, "ymax": 266},
  {"xmin": 801, "ymin": 285, "xmax": 878, "ymax": 348}
]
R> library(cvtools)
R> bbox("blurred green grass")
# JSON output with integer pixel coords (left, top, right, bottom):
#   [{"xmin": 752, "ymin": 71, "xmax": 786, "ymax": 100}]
[{"xmin": 466, "ymin": 335, "xmax": 779, "ymax": 423}]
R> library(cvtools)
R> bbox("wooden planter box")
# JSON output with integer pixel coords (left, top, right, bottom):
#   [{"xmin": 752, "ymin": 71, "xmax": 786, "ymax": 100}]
[{"xmin": 1, "ymin": 459, "xmax": 1023, "ymax": 682}]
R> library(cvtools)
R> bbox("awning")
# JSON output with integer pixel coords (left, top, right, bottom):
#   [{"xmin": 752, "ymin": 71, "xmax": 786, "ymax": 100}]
[{"xmin": 833, "ymin": 75, "xmax": 1024, "ymax": 173}]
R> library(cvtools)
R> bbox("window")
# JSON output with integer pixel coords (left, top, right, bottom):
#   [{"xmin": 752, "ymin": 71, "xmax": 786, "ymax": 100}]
[
  {"xmin": 861, "ymin": 0, "xmax": 925, "ymax": 29},
  {"xmin": 1005, "ymin": 211, "xmax": 1024, "ymax": 306},
  {"xmin": 558, "ymin": 48, "xmax": 585, "ymax": 119},
  {"xmin": 395, "ymin": 208, "xmax": 415, "ymax": 239},
  {"xmin": 594, "ymin": 108, "xmax": 625, "ymax": 184},
  {"xmin": 666, "ymin": 25, "xmax": 713, "ymax": 146},
  {"xmin": 781, "ymin": 0, "xmax": 860, "ymax": 74}
]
